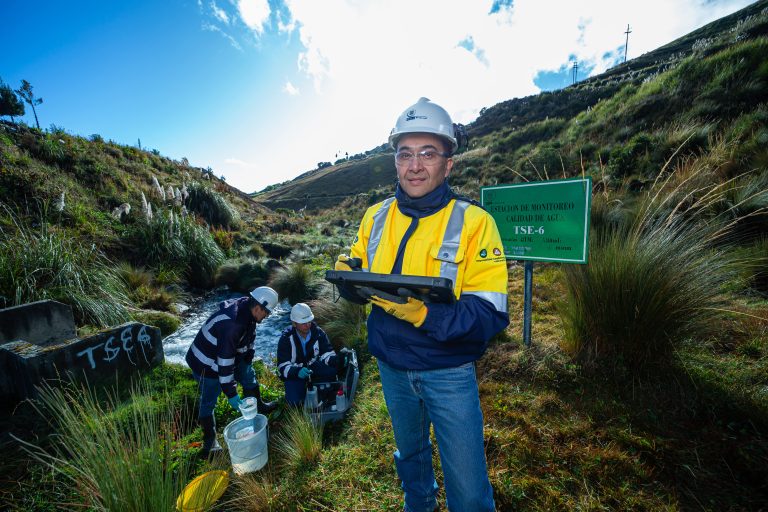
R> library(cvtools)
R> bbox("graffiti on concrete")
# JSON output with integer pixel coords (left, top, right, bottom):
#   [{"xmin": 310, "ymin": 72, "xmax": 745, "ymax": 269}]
[{"xmin": 76, "ymin": 325, "xmax": 154, "ymax": 370}]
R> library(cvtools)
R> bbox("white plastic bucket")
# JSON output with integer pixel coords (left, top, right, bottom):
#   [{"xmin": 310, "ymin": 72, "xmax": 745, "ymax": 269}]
[{"xmin": 223, "ymin": 415, "xmax": 268, "ymax": 474}]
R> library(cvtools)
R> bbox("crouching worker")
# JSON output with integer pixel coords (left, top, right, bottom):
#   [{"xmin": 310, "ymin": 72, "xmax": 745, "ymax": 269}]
[
  {"xmin": 277, "ymin": 303, "xmax": 342, "ymax": 406},
  {"xmin": 185, "ymin": 286, "xmax": 279, "ymax": 458}
]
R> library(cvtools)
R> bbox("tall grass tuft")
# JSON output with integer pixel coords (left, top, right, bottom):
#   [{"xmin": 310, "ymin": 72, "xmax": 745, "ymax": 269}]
[
  {"xmin": 559, "ymin": 154, "xmax": 749, "ymax": 369},
  {"xmin": 0, "ymin": 218, "xmax": 130, "ymax": 327},
  {"xmin": 273, "ymin": 407, "xmax": 323, "ymax": 470},
  {"xmin": 186, "ymin": 182, "xmax": 240, "ymax": 229},
  {"xmin": 268, "ymin": 262, "xmax": 322, "ymax": 305},
  {"xmin": 226, "ymin": 473, "xmax": 279, "ymax": 511},
  {"xmin": 309, "ymin": 292, "xmax": 368, "ymax": 351},
  {"xmin": 215, "ymin": 257, "xmax": 272, "ymax": 293},
  {"xmin": 18, "ymin": 382, "xmax": 195, "ymax": 512},
  {"xmin": 125, "ymin": 209, "xmax": 225, "ymax": 288}
]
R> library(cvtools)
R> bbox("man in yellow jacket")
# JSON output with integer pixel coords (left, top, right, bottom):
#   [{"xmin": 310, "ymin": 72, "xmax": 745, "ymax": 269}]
[{"xmin": 336, "ymin": 98, "xmax": 509, "ymax": 512}]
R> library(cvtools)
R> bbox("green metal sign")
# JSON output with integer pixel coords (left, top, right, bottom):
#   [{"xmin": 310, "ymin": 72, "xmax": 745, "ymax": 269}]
[{"xmin": 481, "ymin": 177, "xmax": 592, "ymax": 264}]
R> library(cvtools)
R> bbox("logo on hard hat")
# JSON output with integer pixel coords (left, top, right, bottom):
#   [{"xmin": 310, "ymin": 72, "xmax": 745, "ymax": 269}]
[{"xmin": 405, "ymin": 109, "xmax": 427, "ymax": 122}]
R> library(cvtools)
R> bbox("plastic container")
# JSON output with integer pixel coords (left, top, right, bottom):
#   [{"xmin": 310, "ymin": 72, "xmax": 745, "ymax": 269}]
[
  {"xmin": 223, "ymin": 414, "xmax": 268, "ymax": 474},
  {"xmin": 304, "ymin": 385, "xmax": 319, "ymax": 410},
  {"xmin": 335, "ymin": 388, "xmax": 347, "ymax": 412},
  {"xmin": 239, "ymin": 397, "xmax": 258, "ymax": 419}
]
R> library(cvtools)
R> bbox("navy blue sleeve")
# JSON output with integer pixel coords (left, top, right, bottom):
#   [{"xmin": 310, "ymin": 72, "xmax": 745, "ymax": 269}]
[
  {"xmin": 421, "ymin": 295, "xmax": 509, "ymax": 344},
  {"xmin": 215, "ymin": 321, "xmax": 240, "ymax": 398}
]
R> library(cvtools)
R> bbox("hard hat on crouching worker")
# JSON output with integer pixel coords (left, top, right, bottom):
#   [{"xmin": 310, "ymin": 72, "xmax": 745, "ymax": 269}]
[
  {"xmin": 249, "ymin": 286, "xmax": 279, "ymax": 313},
  {"xmin": 388, "ymin": 97, "xmax": 467, "ymax": 153},
  {"xmin": 290, "ymin": 303, "xmax": 314, "ymax": 324}
]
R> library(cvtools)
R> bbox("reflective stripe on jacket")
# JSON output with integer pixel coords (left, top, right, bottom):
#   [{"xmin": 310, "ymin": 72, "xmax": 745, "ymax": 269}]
[
  {"xmin": 351, "ymin": 197, "xmax": 509, "ymax": 370},
  {"xmin": 185, "ymin": 297, "xmax": 257, "ymax": 398}
]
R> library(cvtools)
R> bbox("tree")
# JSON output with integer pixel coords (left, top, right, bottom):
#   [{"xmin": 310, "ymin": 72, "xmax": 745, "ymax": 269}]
[
  {"xmin": 0, "ymin": 79, "xmax": 24, "ymax": 122},
  {"xmin": 16, "ymin": 79, "xmax": 43, "ymax": 130}
]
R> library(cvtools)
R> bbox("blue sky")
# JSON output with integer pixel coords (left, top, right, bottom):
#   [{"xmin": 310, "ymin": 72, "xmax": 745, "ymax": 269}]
[{"xmin": 1, "ymin": 0, "xmax": 756, "ymax": 192}]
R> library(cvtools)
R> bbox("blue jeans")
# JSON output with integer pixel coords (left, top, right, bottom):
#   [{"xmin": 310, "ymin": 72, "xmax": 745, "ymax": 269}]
[
  {"xmin": 377, "ymin": 360, "xmax": 495, "ymax": 512},
  {"xmin": 283, "ymin": 361, "xmax": 338, "ymax": 406},
  {"xmin": 193, "ymin": 360, "xmax": 258, "ymax": 419}
]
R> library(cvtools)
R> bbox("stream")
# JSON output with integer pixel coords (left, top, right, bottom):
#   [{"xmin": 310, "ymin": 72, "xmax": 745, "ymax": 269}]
[{"xmin": 162, "ymin": 290, "xmax": 293, "ymax": 368}]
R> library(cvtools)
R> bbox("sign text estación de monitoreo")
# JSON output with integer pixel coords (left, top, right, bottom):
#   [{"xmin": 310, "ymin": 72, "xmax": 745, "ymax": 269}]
[{"xmin": 481, "ymin": 177, "xmax": 592, "ymax": 264}]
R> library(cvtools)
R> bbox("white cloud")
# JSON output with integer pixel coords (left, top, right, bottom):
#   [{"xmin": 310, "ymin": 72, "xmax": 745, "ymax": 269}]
[
  {"xmin": 211, "ymin": 1, "xmax": 229, "ymax": 24},
  {"xmin": 237, "ymin": 0, "xmax": 271, "ymax": 35},
  {"xmin": 202, "ymin": 22, "xmax": 242, "ymax": 51},
  {"xmin": 224, "ymin": 157, "xmax": 254, "ymax": 167},
  {"xmin": 283, "ymin": 81, "xmax": 300, "ymax": 96}
]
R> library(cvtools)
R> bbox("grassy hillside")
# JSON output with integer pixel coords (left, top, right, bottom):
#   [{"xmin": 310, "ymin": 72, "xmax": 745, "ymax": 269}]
[{"xmin": 0, "ymin": 122, "xmax": 326, "ymax": 330}]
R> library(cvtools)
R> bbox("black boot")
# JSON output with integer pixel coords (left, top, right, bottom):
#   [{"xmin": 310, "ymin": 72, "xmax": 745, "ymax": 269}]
[
  {"xmin": 199, "ymin": 416, "xmax": 222, "ymax": 459},
  {"xmin": 243, "ymin": 386, "xmax": 277, "ymax": 414}
]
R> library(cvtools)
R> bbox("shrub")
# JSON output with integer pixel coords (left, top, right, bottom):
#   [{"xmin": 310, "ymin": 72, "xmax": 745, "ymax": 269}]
[
  {"xmin": 211, "ymin": 228, "xmax": 234, "ymax": 254},
  {"xmin": 215, "ymin": 258, "xmax": 272, "ymax": 293},
  {"xmin": 132, "ymin": 310, "xmax": 181, "ymax": 337},
  {"xmin": 268, "ymin": 262, "xmax": 322, "ymax": 305},
  {"xmin": 185, "ymin": 182, "xmax": 239, "ymax": 229},
  {"xmin": 559, "ymin": 161, "xmax": 743, "ymax": 370},
  {"xmin": 19, "ymin": 382, "xmax": 195, "ymax": 512},
  {"xmin": 124, "ymin": 210, "xmax": 224, "ymax": 289},
  {"xmin": 0, "ymin": 220, "xmax": 130, "ymax": 327},
  {"xmin": 273, "ymin": 407, "xmax": 323, "ymax": 470},
  {"xmin": 261, "ymin": 240, "xmax": 294, "ymax": 259}
]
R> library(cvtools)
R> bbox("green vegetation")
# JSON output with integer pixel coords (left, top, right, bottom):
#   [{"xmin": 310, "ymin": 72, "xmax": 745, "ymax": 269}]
[
  {"xmin": 0, "ymin": 77, "xmax": 25, "ymax": 121},
  {"xmin": 560, "ymin": 163, "xmax": 743, "ymax": 368},
  {"xmin": 125, "ymin": 209, "xmax": 225, "ymax": 289},
  {"xmin": 268, "ymin": 262, "xmax": 323, "ymax": 305},
  {"xmin": 273, "ymin": 408, "xmax": 323, "ymax": 470},
  {"xmin": 0, "ymin": 218, "xmax": 130, "ymax": 327},
  {"xmin": 215, "ymin": 258, "xmax": 271, "ymax": 293},
  {"xmin": 19, "ymin": 381, "xmax": 196, "ymax": 512},
  {"xmin": 15, "ymin": 80, "xmax": 42, "ymax": 130},
  {"xmin": 186, "ymin": 182, "xmax": 240, "ymax": 229}
]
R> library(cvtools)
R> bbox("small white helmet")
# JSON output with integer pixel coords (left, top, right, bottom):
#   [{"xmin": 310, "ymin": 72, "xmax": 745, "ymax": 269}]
[
  {"xmin": 389, "ymin": 97, "xmax": 457, "ymax": 152},
  {"xmin": 290, "ymin": 303, "xmax": 314, "ymax": 323},
  {"xmin": 250, "ymin": 286, "xmax": 279, "ymax": 313}
]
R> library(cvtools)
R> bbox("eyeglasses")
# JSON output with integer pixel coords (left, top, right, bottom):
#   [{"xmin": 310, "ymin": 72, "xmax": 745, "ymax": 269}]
[{"xmin": 394, "ymin": 149, "xmax": 450, "ymax": 165}]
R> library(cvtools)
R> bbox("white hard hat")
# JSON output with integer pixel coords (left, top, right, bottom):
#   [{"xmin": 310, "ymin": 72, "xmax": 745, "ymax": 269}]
[
  {"xmin": 389, "ymin": 97, "xmax": 457, "ymax": 152},
  {"xmin": 250, "ymin": 286, "xmax": 279, "ymax": 313},
  {"xmin": 290, "ymin": 303, "xmax": 314, "ymax": 323}
]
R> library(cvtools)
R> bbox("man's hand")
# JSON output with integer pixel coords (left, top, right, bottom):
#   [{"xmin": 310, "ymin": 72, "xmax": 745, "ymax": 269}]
[
  {"xmin": 335, "ymin": 254, "xmax": 362, "ymax": 272},
  {"xmin": 370, "ymin": 295, "xmax": 428, "ymax": 328},
  {"xmin": 298, "ymin": 367, "xmax": 312, "ymax": 379},
  {"xmin": 228, "ymin": 395, "xmax": 242, "ymax": 411}
]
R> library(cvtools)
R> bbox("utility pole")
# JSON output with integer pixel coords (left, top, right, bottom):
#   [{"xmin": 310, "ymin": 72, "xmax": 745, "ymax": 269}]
[
  {"xmin": 572, "ymin": 60, "xmax": 579, "ymax": 85},
  {"xmin": 624, "ymin": 24, "xmax": 632, "ymax": 63}
]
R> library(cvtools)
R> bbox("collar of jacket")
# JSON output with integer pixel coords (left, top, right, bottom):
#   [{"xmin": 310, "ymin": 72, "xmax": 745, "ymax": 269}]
[{"xmin": 395, "ymin": 181, "xmax": 453, "ymax": 218}]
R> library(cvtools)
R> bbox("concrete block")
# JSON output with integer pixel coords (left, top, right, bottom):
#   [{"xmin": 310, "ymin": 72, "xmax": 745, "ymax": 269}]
[
  {"xmin": 0, "ymin": 322, "xmax": 164, "ymax": 401},
  {"xmin": 0, "ymin": 300, "xmax": 76, "ymax": 347}
]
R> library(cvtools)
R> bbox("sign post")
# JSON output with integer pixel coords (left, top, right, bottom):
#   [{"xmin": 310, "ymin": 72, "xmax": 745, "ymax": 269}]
[{"xmin": 481, "ymin": 177, "xmax": 592, "ymax": 346}]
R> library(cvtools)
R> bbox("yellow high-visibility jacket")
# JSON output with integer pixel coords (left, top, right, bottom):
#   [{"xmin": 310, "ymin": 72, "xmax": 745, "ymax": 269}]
[{"xmin": 350, "ymin": 196, "xmax": 509, "ymax": 370}]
